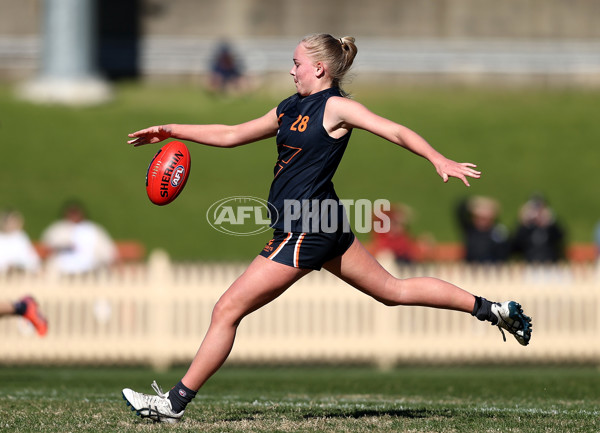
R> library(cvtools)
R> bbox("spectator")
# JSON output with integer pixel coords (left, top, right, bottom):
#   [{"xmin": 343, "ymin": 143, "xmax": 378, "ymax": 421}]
[
  {"xmin": 511, "ymin": 194, "xmax": 565, "ymax": 263},
  {"xmin": 208, "ymin": 41, "xmax": 245, "ymax": 94},
  {"xmin": 368, "ymin": 203, "xmax": 431, "ymax": 264},
  {"xmin": 456, "ymin": 196, "xmax": 510, "ymax": 263},
  {"xmin": 40, "ymin": 200, "xmax": 117, "ymax": 275},
  {"xmin": 0, "ymin": 209, "xmax": 41, "ymax": 274},
  {"xmin": 0, "ymin": 296, "xmax": 47, "ymax": 336}
]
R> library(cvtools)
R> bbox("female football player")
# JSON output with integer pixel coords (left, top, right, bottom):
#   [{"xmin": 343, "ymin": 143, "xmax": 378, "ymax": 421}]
[{"xmin": 122, "ymin": 34, "xmax": 532, "ymax": 423}]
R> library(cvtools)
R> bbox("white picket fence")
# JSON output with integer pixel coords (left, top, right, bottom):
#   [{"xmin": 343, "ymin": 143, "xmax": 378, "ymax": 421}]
[{"xmin": 1, "ymin": 251, "xmax": 599, "ymax": 368}]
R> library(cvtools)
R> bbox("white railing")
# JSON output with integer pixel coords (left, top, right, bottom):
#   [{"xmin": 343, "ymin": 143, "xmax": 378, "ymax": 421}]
[{"xmin": 1, "ymin": 251, "xmax": 598, "ymax": 368}]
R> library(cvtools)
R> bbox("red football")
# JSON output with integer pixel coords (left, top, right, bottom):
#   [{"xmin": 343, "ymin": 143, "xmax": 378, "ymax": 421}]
[{"xmin": 145, "ymin": 141, "xmax": 191, "ymax": 206}]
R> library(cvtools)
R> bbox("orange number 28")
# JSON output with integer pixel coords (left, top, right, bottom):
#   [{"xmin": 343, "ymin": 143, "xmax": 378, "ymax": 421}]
[{"xmin": 290, "ymin": 115, "xmax": 309, "ymax": 132}]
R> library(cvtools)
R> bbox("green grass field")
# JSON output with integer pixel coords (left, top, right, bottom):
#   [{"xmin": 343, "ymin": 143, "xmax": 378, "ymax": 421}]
[
  {"xmin": 1, "ymin": 82, "xmax": 599, "ymax": 260},
  {"xmin": 0, "ymin": 365, "xmax": 598, "ymax": 432}
]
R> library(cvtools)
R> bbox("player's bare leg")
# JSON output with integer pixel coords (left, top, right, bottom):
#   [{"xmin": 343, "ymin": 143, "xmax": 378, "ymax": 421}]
[
  {"xmin": 0, "ymin": 301, "xmax": 14, "ymax": 315},
  {"xmin": 122, "ymin": 256, "xmax": 310, "ymax": 422},
  {"xmin": 324, "ymin": 238, "xmax": 475, "ymax": 312},
  {"xmin": 181, "ymin": 255, "xmax": 311, "ymax": 391},
  {"xmin": 323, "ymin": 238, "xmax": 531, "ymax": 345}
]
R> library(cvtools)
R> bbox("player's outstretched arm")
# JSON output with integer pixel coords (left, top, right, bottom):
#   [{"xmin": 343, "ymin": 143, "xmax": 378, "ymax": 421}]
[
  {"xmin": 128, "ymin": 108, "xmax": 279, "ymax": 148},
  {"xmin": 326, "ymin": 97, "xmax": 481, "ymax": 187}
]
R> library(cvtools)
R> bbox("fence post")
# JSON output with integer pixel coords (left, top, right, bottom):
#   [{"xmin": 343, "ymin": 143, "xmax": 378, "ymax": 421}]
[{"xmin": 147, "ymin": 249, "xmax": 172, "ymax": 370}]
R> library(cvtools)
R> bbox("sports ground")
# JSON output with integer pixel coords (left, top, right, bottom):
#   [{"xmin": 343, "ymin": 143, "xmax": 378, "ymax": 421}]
[
  {"xmin": 1, "ymin": 365, "xmax": 598, "ymax": 432},
  {"xmin": 2, "ymin": 82, "xmax": 599, "ymax": 432}
]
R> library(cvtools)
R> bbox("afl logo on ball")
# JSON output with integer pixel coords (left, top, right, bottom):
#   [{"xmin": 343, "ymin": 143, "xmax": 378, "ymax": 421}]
[{"xmin": 171, "ymin": 165, "xmax": 185, "ymax": 187}]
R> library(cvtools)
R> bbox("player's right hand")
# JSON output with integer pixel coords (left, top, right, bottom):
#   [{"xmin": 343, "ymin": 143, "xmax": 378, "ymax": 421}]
[{"xmin": 127, "ymin": 125, "xmax": 173, "ymax": 147}]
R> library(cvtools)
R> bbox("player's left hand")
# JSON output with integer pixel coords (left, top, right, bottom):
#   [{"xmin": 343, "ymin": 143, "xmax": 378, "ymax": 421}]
[{"xmin": 435, "ymin": 159, "xmax": 481, "ymax": 187}]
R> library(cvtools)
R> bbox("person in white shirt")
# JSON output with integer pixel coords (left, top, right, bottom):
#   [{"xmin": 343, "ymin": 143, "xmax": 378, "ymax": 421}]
[
  {"xmin": 0, "ymin": 209, "xmax": 40, "ymax": 274},
  {"xmin": 40, "ymin": 201, "xmax": 117, "ymax": 274}
]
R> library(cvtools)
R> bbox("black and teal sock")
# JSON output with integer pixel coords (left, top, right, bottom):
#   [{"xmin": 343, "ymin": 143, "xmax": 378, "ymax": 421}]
[
  {"xmin": 168, "ymin": 381, "xmax": 197, "ymax": 413},
  {"xmin": 471, "ymin": 296, "xmax": 498, "ymax": 325},
  {"xmin": 13, "ymin": 300, "xmax": 27, "ymax": 316}
]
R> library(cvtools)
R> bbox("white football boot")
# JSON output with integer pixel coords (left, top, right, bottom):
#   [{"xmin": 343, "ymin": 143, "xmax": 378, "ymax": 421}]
[
  {"xmin": 491, "ymin": 301, "xmax": 532, "ymax": 346},
  {"xmin": 122, "ymin": 381, "xmax": 184, "ymax": 423}
]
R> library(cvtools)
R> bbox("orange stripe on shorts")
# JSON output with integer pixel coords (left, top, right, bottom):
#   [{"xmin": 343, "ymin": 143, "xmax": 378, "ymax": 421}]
[{"xmin": 268, "ymin": 232, "xmax": 293, "ymax": 259}]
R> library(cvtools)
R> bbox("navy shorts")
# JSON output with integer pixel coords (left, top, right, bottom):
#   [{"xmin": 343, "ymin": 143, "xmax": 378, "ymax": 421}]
[{"xmin": 259, "ymin": 229, "xmax": 356, "ymax": 270}]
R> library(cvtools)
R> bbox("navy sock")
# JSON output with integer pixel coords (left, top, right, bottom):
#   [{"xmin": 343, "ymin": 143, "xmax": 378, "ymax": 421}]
[
  {"xmin": 471, "ymin": 296, "xmax": 497, "ymax": 325},
  {"xmin": 13, "ymin": 301, "xmax": 27, "ymax": 316},
  {"xmin": 168, "ymin": 381, "xmax": 197, "ymax": 413}
]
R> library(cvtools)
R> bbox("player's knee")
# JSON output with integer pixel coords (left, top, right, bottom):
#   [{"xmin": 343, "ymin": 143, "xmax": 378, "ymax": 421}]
[{"xmin": 211, "ymin": 297, "xmax": 243, "ymax": 327}]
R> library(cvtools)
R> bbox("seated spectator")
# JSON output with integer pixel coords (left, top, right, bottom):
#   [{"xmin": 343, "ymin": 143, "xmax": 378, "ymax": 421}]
[
  {"xmin": 0, "ymin": 295, "xmax": 47, "ymax": 336},
  {"xmin": 40, "ymin": 200, "xmax": 117, "ymax": 275},
  {"xmin": 369, "ymin": 203, "xmax": 432, "ymax": 264},
  {"xmin": 208, "ymin": 41, "xmax": 245, "ymax": 94},
  {"xmin": 0, "ymin": 209, "xmax": 41, "ymax": 274},
  {"xmin": 456, "ymin": 196, "xmax": 510, "ymax": 264},
  {"xmin": 511, "ymin": 194, "xmax": 565, "ymax": 263}
]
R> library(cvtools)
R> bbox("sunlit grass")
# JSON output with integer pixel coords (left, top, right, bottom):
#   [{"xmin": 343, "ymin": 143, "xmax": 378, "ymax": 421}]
[{"xmin": 0, "ymin": 365, "xmax": 598, "ymax": 432}]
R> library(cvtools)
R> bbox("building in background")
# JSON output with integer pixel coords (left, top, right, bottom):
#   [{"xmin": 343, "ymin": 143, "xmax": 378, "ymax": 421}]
[
  {"xmin": 16, "ymin": 0, "xmax": 112, "ymax": 105},
  {"xmin": 0, "ymin": 0, "xmax": 599, "ymax": 88}
]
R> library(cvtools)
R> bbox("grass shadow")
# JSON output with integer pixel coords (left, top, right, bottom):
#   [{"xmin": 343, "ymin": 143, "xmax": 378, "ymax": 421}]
[{"xmin": 303, "ymin": 407, "xmax": 441, "ymax": 420}]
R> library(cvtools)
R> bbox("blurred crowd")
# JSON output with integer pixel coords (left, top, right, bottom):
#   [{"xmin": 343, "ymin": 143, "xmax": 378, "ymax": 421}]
[
  {"xmin": 456, "ymin": 194, "xmax": 566, "ymax": 264},
  {"xmin": 1, "ymin": 194, "xmax": 598, "ymax": 277},
  {"xmin": 0, "ymin": 200, "xmax": 117, "ymax": 276},
  {"xmin": 0, "ymin": 199, "xmax": 118, "ymax": 337},
  {"xmin": 369, "ymin": 193, "xmax": 597, "ymax": 265}
]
